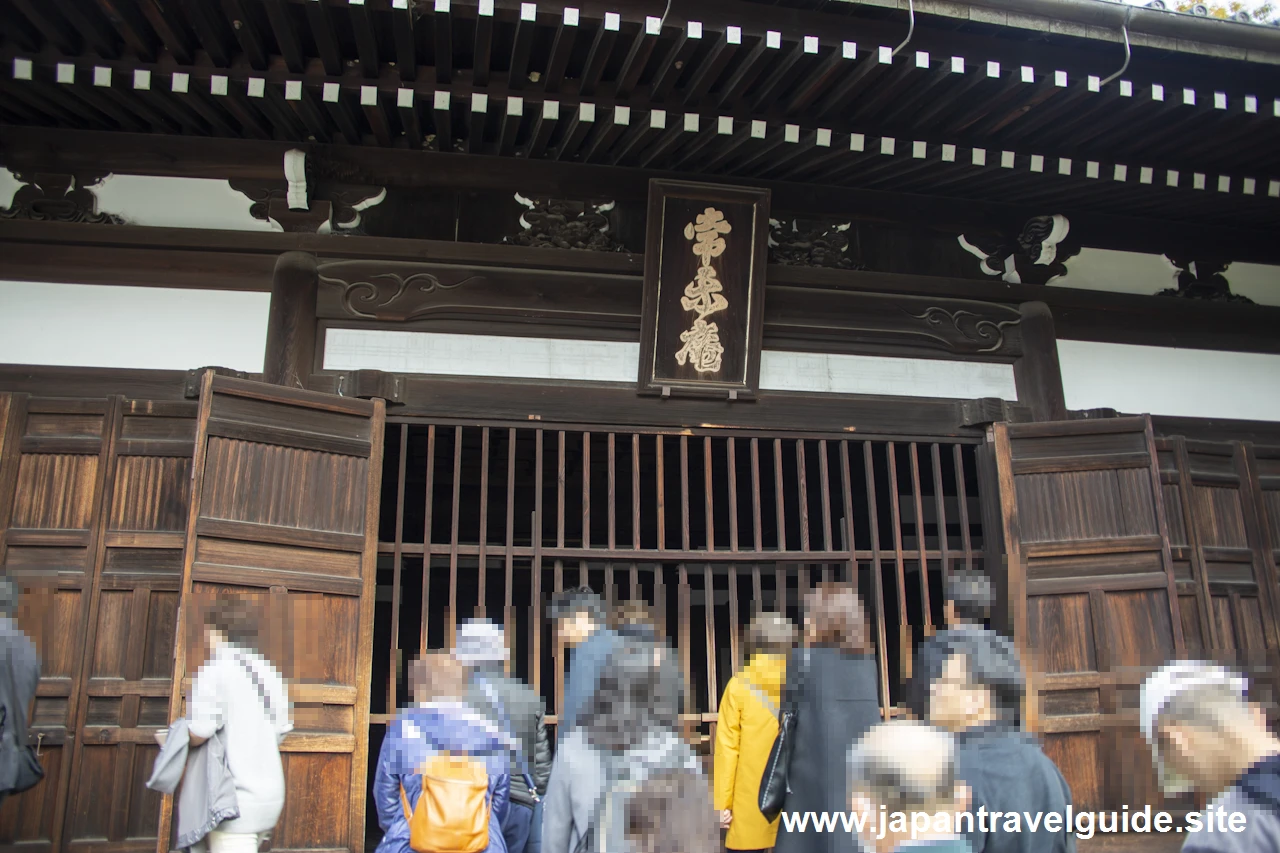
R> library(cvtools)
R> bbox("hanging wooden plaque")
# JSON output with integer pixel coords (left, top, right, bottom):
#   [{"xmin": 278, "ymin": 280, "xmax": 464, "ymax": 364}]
[{"xmin": 638, "ymin": 180, "xmax": 771, "ymax": 399}]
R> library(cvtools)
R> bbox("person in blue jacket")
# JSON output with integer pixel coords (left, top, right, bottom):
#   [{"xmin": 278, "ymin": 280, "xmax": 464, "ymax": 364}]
[{"xmin": 373, "ymin": 651, "xmax": 518, "ymax": 853}]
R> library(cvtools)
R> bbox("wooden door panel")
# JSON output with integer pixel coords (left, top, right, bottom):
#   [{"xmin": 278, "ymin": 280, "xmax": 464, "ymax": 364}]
[
  {"xmin": 1156, "ymin": 437, "xmax": 1280, "ymax": 718},
  {"xmin": 0, "ymin": 397, "xmax": 113, "ymax": 851},
  {"xmin": 994, "ymin": 416, "xmax": 1181, "ymax": 813},
  {"xmin": 65, "ymin": 400, "xmax": 197, "ymax": 852},
  {"xmin": 163, "ymin": 373, "xmax": 384, "ymax": 853}
]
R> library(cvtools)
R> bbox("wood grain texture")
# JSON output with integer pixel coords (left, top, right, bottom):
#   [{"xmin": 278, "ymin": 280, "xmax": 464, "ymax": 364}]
[
  {"xmin": 163, "ymin": 372, "xmax": 383, "ymax": 853},
  {"xmin": 993, "ymin": 415, "xmax": 1182, "ymax": 812}
]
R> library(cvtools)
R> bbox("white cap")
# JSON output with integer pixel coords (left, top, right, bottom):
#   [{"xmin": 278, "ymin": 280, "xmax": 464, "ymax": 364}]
[{"xmin": 1140, "ymin": 660, "xmax": 1247, "ymax": 743}]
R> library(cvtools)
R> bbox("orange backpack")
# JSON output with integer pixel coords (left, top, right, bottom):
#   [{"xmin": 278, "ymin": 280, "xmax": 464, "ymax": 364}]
[{"xmin": 400, "ymin": 752, "xmax": 492, "ymax": 853}]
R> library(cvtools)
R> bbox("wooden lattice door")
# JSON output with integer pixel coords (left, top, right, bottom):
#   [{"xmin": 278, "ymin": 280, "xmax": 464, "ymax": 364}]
[
  {"xmin": 993, "ymin": 416, "xmax": 1184, "ymax": 813},
  {"xmin": 159, "ymin": 372, "xmax": 385, "ymax": 853},
  {"xmin": 0, "ymin": 394, "xmax": 196, "ymax": 853}
]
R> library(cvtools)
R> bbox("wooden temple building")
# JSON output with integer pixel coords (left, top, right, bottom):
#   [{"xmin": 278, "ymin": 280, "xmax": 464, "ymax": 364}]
[{"xmin": 1, "ymin": 0, "xmax": 1279, "ymax": 849}]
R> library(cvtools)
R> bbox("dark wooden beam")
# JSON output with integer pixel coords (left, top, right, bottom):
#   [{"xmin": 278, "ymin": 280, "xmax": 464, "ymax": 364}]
[
  {"xmin": 264, "ymin": 251, "xmax": 318, "ymax": 387},
  {"xmin": 135, "ymin": 0, "xmax": 196, "ymax": 65},
  {"xmin": 682, "ymin": 29, "xmax": 738, "ymax": 107},
  {"xmin": 185, "ymin": 0, "xmax": 237, "ymax": 68},
  {"xmin": 222, "ymin": 0, "xmax": 268, "ymax": 70},
  {"xmin": 0, "ymin": 4, "xmax": 42, "ymax": 51},
  {"xmin": 1012, "ymin": 301, "xmax": 1067, "ymax": 422},
  {"xmin": 472, "ymin": 8, "xmax": 494, "ymax": 87},
  {"xmin": 264, "ymin": 0, "xmax": 305, "ymax": 73},
  {"xmin": 579, "ymin": 18, "xmax": 619, "ymax": 97},
  {"xmin": 305, "ymin": 0, "xmax": 343, "ymax": 76},
  {"xmin": 508, "ymin": 7, "xmax": 538, "ymax": 92},
  {"xmin": 349, "ymin": 2, "xmax": 381, "ymax": 79},
  {"xmin": 94, "ymin": 0, "xmax": 160, "ymax": 62},
  {"xmin": 8, "ymin": 0, "xmax": 80, "ymax": 54},
  {"xmin": 615, "ymin": 23, "xmax": 657, "ymax": 99},
  {"xmin": 5, "ymin": 126, "xmax": 1279, "ymax": 264},
  {"xmin": 52, "ymin": 0, "xmax": 121, "ymax": 59},
  {"xmin": 3, "ymin": 220, "xmax": 1279, "ymax": 359},
  {"xmin": 434, "ymin": 3, "xmax": 453, "ymax": 85},
  {"xmin": 543, "ymin": 12, "xmax": 579, "ymax": 94},
  {"xmin": 391, "ymin": 4, "xmax": 416, "ymax": 83}
]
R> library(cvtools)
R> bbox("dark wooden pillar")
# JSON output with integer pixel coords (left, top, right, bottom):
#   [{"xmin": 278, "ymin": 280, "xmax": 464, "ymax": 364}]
[
  {"xmin": 264, "ymin": 251, "xmax": 318, "ymax": 388},
  {"xmin": 1013, "ymin": 301, "xmax": 1067, "ymax": 422}
]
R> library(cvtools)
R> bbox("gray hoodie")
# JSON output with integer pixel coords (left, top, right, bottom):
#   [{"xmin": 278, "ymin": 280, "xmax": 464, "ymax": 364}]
[
  {"xmin": 146, "ymin": 718, "xmax": 240, "ymax": 851},
  {"xmin": 541, "ymin": 726, "xmax": 702, "ymax": 853}
]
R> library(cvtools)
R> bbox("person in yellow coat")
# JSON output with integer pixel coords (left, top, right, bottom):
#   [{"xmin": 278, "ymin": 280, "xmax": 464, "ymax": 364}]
[{"xmin": 714, "ymin": 613, "xmax": 799, "ymax": 853}]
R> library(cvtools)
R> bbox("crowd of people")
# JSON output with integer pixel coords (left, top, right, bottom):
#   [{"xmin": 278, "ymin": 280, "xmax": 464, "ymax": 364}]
[{"xmin": 3, "ymin": 573, "xmax": 1280, "ymax": 853}]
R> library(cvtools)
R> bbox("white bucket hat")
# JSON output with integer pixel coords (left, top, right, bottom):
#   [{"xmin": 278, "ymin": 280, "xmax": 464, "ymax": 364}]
[
  {"xmin": 1140, "ymin": 660, "xmax": 1248, "ymax": 793},
  {"xmin": 452, "ymin": 618, "xmax": 509, "ymax": 665}
]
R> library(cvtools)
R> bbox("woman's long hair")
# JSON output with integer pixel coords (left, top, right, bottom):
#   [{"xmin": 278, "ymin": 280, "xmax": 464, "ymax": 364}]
[{"xmin": 583, "ymin": 641, "xmax": 679, "ymax": 752}]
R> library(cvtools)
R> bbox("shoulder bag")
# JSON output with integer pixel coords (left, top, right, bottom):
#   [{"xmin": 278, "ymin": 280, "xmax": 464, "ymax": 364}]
[
  {"xmin": 0, "ymin": 706, "xmax": 45, "ymax": 794},
  {"xmin": 757, "ymin": 648, "xmax": 808, "ymax": 822}
]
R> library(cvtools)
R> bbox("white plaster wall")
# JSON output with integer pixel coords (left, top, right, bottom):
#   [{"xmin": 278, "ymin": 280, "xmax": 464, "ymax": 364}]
[
  {"xmin": 758, "ymin": 351, "xmax": 1018, "ymax": 399},
  {"xmin": 1057, "ymin": 339, "xmax": 1280, "ymax": 422},
  {"xmin": 0, "ymin": 281, "xmax": 270, "ymax": 372},
  {"xmin": 91, "ymin": 174, "xmax": 280, "ymax": 231},
  {"xmin": 1053, "ymin": 247, "xmax": 1280, "ymax": 307},
  {"xmin": 324, "ymin": 328, "xmax": 1019, "ymax": 399},
  {"xmin": 0, "ymin": 167, "xmax": 21, "ymax": 209}
]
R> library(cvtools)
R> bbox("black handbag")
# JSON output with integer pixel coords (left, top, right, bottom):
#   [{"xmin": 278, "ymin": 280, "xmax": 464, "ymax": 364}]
[
  {"xmin": 1, "ymin": 706, "xmax": 46, "ymax": 795},
  {"xmin": 758, "ymin": 648, "xmax": 808, "ymax": 821}
]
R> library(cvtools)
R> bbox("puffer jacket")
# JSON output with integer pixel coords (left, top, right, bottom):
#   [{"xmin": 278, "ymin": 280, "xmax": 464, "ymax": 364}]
[
  {"xmin": 373, "ymin": 701, "xmax": 516, "ymax": 853},
  {"xmin": 541, "ymin": 726, "xmax": 702, "ymax": 853},
  {"xmin": 465, "ymin": 665, "xmax": 553, "ymax": 805},
  {"xmin": 714, "ymin": 653, "xmax": 787, "ymax": 850}
]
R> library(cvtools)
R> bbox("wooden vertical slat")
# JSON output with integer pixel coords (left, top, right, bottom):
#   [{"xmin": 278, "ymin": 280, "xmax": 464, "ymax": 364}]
[
  {"xmin": 632, "ymin": 433, "xmax": 641, "ymax": 598},
  {"xmin": 389, "ymin": 424, "xmax": 408, "ymax": 710},
  {"xmin": 681, "ymin": 436, "xmax": 691, "ymax": 552},
  {"xmin": 1144, "ymin": 419, "xmax": 1187, "ymax": 655},
  {"xmin": 448, "ymin": 426, "xmax": 463, "ymax": 649},
  {"xmin": 704, "ymin": 564, "xmax": 718, "ymax": 713},
  {"xmin": 607, "ymin": 432, "xmax": 616, "ymax": 605},
  {"xmin": 705, "ymin": 437, "xmax": 715, "ymax": 551},
  {"xmin": 477, "ymin": 426, "xmax": 490, "ymax": 619},
  {"xmin": 420, "ymin": 425, "xmax": 436, "ymax": 654},
  {"xmin": 728, "ymin": 436, "xmax": 742, "ymax": 669},
  {"xmin": 751, "ymin": 438, "xmax": 763, "ymax": 607},
  {"xmin": 774, "ymin": 439, "xmax": 787, "ymax": 614},
  {"xmin": 656, "ymin": 435, "xmax": 666, "ymax": 551},
  {"xmin": 863, "ymin": 441, "xmax": 891, "ymax": 718},
  {"xmin": 505, "ymin": 428, "xmax": 516, "ymax": 675},
  {"xmin": 930, "ymin": 443, "xmax": 951, "ymax": 608},
  {"xmin": 1174, "ymin": 436, "xmax": 1218, "ymax": 649},
  {"xmin": 679, "ymin": 436, "xmax": 692, "ymax": 718},
  {"xmin": 582, "ymin": 430, "xmax": 591, "ymax": 551},
  {"xmin": 954, "ymin": 445, "xmax": 974, "ymax": 569},
  {"xmin": 554, "ymin": 430, "xmax": 566, "ymax": 724},
  {"xmin": 910, "ymin": 443, "xmax": 933, "ymax": 636},
  {"xmin": 797, "ymin": 440, "xmax": 810, "ymax": 552},
  {"xmin": 887, "ymin": 443, "xmax": 911, "ymax": 680},
  {"xmin": 532, "ymin": 429, "xmax": 544, "ymax": 694},
  {"xmin": 819, "ymin": 440, "xmax": 833, "ymax": 553}
]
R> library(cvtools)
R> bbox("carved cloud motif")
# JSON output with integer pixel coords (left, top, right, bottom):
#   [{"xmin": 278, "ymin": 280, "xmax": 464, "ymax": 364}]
[
  {"xmin": 319, "ymin": 271, "xmax": 486, "ymax": 321},
  {"xmin": 908, "ymin": 307, "xmax": 1020, "ymax": 354}
]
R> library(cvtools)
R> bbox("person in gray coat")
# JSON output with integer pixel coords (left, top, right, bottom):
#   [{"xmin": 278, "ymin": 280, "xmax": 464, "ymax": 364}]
[
  {"xmin": 456, "ymin": 618, "xmax": 553, "ymax": 853},
  {"xmin": 0, "ymin": 578, "xmax": 42, "ymax": 808},
  {"xmin": 773, "ymin": 583, "xmax": 882, "ymax": 853},
  {"xmin": 541, "ymin": 641, "xmax": 702, "ymax": 853},
  {"xmin": 928, "ymin": 630, "xmax": 1073, "ymax": 853}
]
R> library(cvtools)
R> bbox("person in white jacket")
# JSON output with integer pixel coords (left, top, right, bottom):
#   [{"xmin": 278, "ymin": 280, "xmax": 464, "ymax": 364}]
[{"xmin": 160, "ymin": 595, "xmax": 293, "ymax": 853}]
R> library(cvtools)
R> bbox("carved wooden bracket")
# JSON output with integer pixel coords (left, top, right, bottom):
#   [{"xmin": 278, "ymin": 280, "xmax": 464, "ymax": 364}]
[
  {"xmin": 502, "ymin": 193, "xmax": 626, "ymax": 252},
  {"xmin": 1157, "ymin": 256, "xmax": 1253, "ymax": 303},
  {"xmin": 1, "ymin": 172, "xmax": 121, "ymax": 224},
  {"xmin": 334, "ymin": 370, "xmax": 403, "ymax": 403},
  {"xmin": 230, "ymin": 179, "xmax": 384, "ymax": 233},
  {"xmin": 957, "ymin": 215, "xmax": 1081, "ymax": 285},
  {"xmin": 767, "ymin": 218, "xmax": 860, "ymax": 269},
  {"xmin": 960, "ymin": 398, "xmax": 1032, "ymax": 427},
  {"xmin": 184, "ymin": 366, "xmax": 250, "ymax": 398}
]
